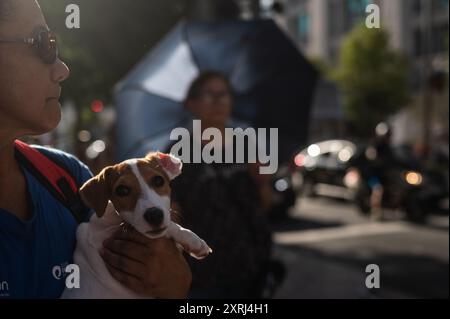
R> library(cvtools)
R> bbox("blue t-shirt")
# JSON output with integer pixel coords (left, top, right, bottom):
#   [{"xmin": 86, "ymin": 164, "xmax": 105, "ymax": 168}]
[{"xmin": 0, "ymin": 146, "xmax": 93, "ymax": 299}]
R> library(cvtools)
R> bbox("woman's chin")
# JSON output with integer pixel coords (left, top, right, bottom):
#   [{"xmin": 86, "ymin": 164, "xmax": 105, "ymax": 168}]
[
  {"xmin": 32, "ymin": 105, "xmax": 62, "ymax": 135},
  {"xmin": 44, "ymin": 114, "xmax": 62, "ymax": 132}
]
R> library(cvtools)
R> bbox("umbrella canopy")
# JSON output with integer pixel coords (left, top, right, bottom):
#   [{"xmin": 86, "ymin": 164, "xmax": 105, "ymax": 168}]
[{"xmin": 115, "ymin": 19, "xmax": 318, "ymax": 163}]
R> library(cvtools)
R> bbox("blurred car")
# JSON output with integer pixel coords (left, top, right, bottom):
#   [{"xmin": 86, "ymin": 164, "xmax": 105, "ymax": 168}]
[
  {"xmin": 293, "ymin": 140, "xmax": 449, "ymax": 223},
  {"xmin": 292, "ymin": 140, "xmax": 359, "ymax": 200},
  {"xmin": 353, "ymin": 144, "xmax": 449, "ymax": 222}
]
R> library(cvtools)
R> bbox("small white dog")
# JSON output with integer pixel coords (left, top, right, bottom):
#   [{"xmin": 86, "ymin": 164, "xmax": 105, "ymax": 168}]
[{"xmin": 61, "ymin": 152, "xmax": 211, "ymax": 299}]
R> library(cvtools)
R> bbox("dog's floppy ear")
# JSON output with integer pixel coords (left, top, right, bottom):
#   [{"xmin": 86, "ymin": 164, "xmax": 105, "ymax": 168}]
[
  {"xmin": 79, "ymin": 166, "xmax": 118, "ymax": 217},
  {"xmin": 151, "ymin": 152, "xmax": 183, "ymax": 180}
]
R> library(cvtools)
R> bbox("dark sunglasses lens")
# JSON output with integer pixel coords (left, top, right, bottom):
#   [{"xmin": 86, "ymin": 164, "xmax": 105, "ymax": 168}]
[{"xmin": 36, "ymin": 31, "xmax": 58, "ymax": 64}]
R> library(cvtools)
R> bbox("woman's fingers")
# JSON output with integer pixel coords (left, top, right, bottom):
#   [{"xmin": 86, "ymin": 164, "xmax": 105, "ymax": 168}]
[
  {"xmin": 103, "ymin": 262, "xmax": 147, "ymax": 296},
  {"xmin": 100, "ymin": 246, "xmax": 147, "ymax": 278},
  {"xmin": 107, "ymin": 224, "xmax": 179, "ymax": 254},
  {"xmin": 101, "ymin": 223, "xmax": 192, "ymax": 298},
  {"xmin": 103, "ymin": 238, "xmax": 149, "ymax": 264},
  {"xmin": 108, "ymin": 224, "xmax": 151, "ymax": 247}
]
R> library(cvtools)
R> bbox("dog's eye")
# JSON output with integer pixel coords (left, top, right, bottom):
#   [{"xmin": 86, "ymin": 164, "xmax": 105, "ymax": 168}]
[
  {"xmin": 115, "ymin": 185, "xmax": 131, "ymax": 197},
  {"xmin": 151, "ymin": 176, "xmax": 165, "ymax": 188}
]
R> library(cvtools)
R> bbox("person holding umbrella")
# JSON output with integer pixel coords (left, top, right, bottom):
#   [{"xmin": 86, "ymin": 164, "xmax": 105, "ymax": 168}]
[
  {"xmin": 0, "ymin": 0, "xmax": 190, "ymax": 299},
  {"xmin": 169, "ymin": 71, "xmax": 275, "ymax": 299}
]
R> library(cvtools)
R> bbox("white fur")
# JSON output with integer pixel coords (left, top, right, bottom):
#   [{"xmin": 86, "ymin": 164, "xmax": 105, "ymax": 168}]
[{"xmin": 61, "ymin": 202, "xmax": 142, "ymax": 299}]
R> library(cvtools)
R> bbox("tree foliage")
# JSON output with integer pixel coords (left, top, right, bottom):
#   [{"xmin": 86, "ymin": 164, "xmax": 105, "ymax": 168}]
[
  {"xmin": 39, "ymin": 0, "xmax": 185, "ymax": 109},
  {"xmin": 332, "ymin": 24, "xmax": 411, "ymax": 136}
]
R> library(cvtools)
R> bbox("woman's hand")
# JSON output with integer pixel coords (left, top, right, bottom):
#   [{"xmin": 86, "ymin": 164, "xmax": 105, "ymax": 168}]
[{"xmin": 100, "ymin": 225, "xmax": 192, "ymax": 298}]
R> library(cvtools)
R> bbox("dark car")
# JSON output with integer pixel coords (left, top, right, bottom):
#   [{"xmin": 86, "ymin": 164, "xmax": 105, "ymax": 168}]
[
  {"xmin": 353, "ymin": 144, "xmax": 449, "ymax": 222},
  {"xmin": 292, "ymin": 140, "xmax": 360, "ymax": 200}
]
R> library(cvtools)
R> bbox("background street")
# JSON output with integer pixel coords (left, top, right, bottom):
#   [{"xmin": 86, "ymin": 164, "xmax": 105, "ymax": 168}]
[{"xmin": 272, "ymin": 196, "xmax": 449, "ymax": 299}]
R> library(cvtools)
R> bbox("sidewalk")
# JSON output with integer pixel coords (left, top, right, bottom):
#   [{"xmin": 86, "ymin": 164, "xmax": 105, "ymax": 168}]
[
  {"xmin": 271, "ymin": 220, "xmax": 448, "ymax": 299},
  {"xmin": 272, "ymin": 243, "xmax": 413, "ymax": 299}
]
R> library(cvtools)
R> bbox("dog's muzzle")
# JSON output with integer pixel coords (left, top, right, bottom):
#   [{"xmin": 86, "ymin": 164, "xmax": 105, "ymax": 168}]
[{"xmin": 144, "ymin": 207, "xmax": 164, "ymax": 227}]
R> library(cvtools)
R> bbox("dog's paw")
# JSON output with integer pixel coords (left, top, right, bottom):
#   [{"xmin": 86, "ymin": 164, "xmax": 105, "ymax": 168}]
[{"xmin": 189, "ymin": 240, "xmax": 212, "ymax": 260}]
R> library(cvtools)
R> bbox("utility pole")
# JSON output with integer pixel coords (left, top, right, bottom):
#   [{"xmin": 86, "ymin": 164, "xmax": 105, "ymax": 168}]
[{"xmin": 421, "ymin": 0, "xmax": 433, "ymax": 161}]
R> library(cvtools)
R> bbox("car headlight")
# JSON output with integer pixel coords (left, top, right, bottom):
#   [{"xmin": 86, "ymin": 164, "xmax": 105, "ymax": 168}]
[
  {"xmin": 343, "ymin": 169, "xmax": 360, "ymax": 188},
  {"xmin": 294, "ymin": 154, "xmax": 305, "ymax": 167},
  {"xmin": 405, "ymin": 171, "xmax": 423, "ymax": 186}
]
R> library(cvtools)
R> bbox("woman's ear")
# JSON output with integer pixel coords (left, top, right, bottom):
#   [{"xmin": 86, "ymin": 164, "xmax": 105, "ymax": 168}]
[{"xmin": 79, "ymin": 166, "xmax": 118, "ymax": 217}]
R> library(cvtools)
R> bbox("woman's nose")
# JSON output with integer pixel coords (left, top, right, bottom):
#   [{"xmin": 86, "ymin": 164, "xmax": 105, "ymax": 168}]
[{"xmin": 51, "ymin": 59, "xmax": 70, "ymax": 83}]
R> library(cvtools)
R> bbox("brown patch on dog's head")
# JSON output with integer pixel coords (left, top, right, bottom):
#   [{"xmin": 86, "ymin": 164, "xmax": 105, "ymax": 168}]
[
  {"xmin": 105, "ymin": 163, "xmax": 143, "ymax": 216},
  {"xmin": 79, "ymin": 165, "xmax": 121, "ymax": 217},
  {"xmin": 132, "ymin": 159, "xmax": 173, "ymax": 197}
]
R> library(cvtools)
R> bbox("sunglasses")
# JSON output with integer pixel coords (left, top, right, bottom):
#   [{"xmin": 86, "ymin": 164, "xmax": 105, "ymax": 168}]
[
  {"xmin": 0, "ymin": 29, "xmax": 59, "ymax": 65},
  {"xmin": 197, "ymin": 91, "xmax": 232, "ymax": 105}
]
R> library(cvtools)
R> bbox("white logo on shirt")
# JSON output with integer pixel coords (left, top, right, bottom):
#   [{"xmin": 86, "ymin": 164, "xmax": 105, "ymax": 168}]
[
  {"xmin": 0, "ymin": 280, "xmax": 9, "ymax": 297},
  {"xmin": 52, "ymin": 264, "xmax": 80, "ymax": 289}
]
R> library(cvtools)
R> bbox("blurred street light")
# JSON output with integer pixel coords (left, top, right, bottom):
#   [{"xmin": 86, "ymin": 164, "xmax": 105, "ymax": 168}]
[
  {"xmin": 86, "ymin": 139, "xmax": 106, "ymax": 159},
  {"xmin": 91, "ymin": 100, "xmax": 104, "ymax": 113},
  {"xmin": 78, "ymin": 130, "xmax": 92, "ymax": 143}
]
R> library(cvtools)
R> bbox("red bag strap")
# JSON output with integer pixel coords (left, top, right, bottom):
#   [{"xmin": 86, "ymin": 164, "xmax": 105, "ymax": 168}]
[{"xmin": 14, "ymin": 139, "xmax": 78, "ymax": 196}]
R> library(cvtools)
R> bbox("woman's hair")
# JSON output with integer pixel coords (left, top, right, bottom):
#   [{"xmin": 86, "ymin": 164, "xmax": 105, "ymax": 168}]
[{"xmin": 184, "ymin": 71, "xmax": 233, "ymax": 103}]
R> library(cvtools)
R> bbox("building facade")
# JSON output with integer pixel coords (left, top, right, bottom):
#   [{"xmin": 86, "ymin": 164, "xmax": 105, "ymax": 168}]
[
  {"xmin": 277, "ymin": 0, "xmax": 448, "ymax": 69},
  {"xmin": 274, "ymin": 0, "xmax": 449, "ymax": 145}
]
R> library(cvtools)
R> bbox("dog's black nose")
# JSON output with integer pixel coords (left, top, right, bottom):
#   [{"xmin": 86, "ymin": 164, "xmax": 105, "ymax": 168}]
[{"xmin": 144, "ymin": 207, "xmax": 164, "ymax": 226}]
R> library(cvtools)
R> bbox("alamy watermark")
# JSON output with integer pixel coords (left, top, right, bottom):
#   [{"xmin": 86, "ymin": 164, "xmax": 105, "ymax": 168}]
[
  {"xmin": 53, "ymin": 263, "xmax": 80, "ymax": 289},
  {"xmin": 365, "ymin": 4, "xmax": 380, "ymax": 29},
  {"xmin": 169, "ymin": 120, "xmax": 278, "ymax": 174},
  {"xmin": 65, "ymin": 4, "xmax": 80, "ymax": 29},
  {"xmin": 65, "ymin": 4, "xmax": 379, "ymax": 30},
  {"xmin": 365, "ymin": 264, "xmax": 381, "ymax": 289},
  {"xmin": 0, "ymin": 280, "xmax": 9, "ymax": 297}
]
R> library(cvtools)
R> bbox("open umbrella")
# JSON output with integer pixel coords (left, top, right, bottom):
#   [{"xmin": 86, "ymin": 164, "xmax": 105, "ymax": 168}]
[{"xmin": 114, "ymin": 19, "xmax": 318, "ymax": 163}]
